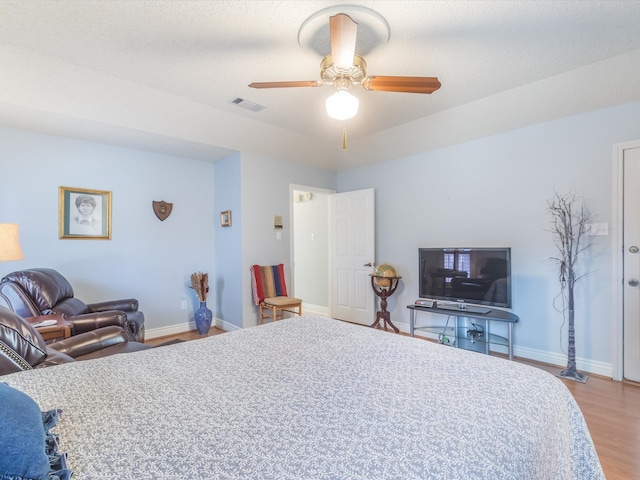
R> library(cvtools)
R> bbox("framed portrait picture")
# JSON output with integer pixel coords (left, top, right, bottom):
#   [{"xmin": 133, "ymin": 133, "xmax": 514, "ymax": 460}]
[
  {"xmin": 59, "ymin": 186, "xmax": 111, "ymax": 240},
  {"xmin": 220, "ymin": 210, "xmax": 232, "ymax": 227}
]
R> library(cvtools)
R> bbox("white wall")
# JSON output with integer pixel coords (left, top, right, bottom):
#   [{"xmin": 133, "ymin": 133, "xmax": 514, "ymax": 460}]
[
  {"xmin": 0, "ymin": 44, "xmax": 336, "ymax": 169},
  {"xmin": 293, "ymin": 190, "xmax": 330, "ymax": 310},
  {"xmin": 0, "ymin": 126, "xmax": 217, "ymax": 337},
  {"xmin": 337, "ymin": 100, "xmax": 640, "ymax": 376}
]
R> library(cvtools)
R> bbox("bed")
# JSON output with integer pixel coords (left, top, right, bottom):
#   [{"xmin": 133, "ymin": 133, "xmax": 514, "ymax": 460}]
[{"xmin": 2, "ymin": 315, "xmax": 604, "ymax": 479}]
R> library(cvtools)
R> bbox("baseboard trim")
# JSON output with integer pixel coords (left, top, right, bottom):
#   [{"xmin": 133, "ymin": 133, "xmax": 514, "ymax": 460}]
[
  {"xmin": 302, "ymin": 303, "xmax": 330, "ymax": 316},
  {"xmin": 512, "ymin": 345, "xmax": 612, "ymax": 378},
  {"xmin": 145, "ymin": 322, "xmax": 195, "ymax": 339},
  {"xmin": 215, "ymin": 317, "xmax": 241, "ymax": 332},
  {"xmin": 395, "ymin": 321, "xmax": 613, "ymax": 378},
  {"xmin": 145, "ymin": 317, "xmax": 240, "ymax": 339},
  {"xmin": 147, "ymin": 316, "xmax": 613, "ymax": 378}
]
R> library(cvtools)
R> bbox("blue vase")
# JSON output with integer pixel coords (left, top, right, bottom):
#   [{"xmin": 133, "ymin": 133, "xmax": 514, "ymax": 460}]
[{"xmin": 194, "ymin": 301, "xmax": 213, "ymax": 335}]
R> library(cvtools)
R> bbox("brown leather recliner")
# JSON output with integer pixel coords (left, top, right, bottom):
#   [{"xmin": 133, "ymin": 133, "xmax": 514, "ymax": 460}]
[
  {"xmin": 0, "ymin": 268, "xmax": 145, "ymax": 342},
  {"xmin": 0, "ymin": 306, "xmax": 151, "ymax": 376}
]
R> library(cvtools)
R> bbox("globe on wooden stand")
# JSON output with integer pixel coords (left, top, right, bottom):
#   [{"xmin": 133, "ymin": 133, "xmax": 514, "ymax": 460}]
[{"xmin": 370, "ymin": 263, "xmax": 401, "ymax": 333}]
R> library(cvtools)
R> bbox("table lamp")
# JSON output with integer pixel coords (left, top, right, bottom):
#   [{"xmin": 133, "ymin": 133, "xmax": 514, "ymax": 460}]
[{"xmin": 0, "ymin": 223, "xmax": 24, "ymax": 262}]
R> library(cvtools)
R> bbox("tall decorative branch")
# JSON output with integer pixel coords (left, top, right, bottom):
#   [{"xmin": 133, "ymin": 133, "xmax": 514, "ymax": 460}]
[
  {"xmin": 547, "ymin": 192, "xmax": 593, "ymax": 383},
  {"xmin": 190, "ymin": 272, "xmax": 209, "ymax": 302}
]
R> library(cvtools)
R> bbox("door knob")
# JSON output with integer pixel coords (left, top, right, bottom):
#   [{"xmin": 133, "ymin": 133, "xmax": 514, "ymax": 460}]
[
  {"xmin": 630, "ymin": 246, "xmax": 639, "ymax": 254},
  {"xmin": 629, "ymin": 279, "xmax": 639, "ymax": 287},
  {"xmin": 363, "ymin": 262, "xmax": 372, "ymax": 267}
]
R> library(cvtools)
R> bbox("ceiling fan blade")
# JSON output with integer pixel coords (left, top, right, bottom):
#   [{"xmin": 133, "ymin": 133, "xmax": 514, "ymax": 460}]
[
  {"xmin": 249, "ymin": 81, "xmax": 323, "ymax": 89},
  {"xmin": 330, "ymin": 13, "xmax": 357, "ymax": 70},
  {"xmin": 362, "ymin": 76, "xmax": 442, "ymax": 94}
]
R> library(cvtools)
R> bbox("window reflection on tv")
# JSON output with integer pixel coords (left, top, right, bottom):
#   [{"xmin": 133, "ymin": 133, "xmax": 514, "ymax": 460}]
[{"xmin": 418, "ymin": 247, "xmax": 512, "ymax": 308}]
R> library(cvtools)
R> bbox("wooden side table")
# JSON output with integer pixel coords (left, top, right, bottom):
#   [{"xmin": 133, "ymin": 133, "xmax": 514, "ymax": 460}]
[{"xmin": 26, "ymin": 314, "xmax": 73, "ymax": 342}]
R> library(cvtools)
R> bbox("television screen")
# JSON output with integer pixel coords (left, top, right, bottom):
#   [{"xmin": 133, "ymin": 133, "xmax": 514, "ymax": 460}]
[{"xmin": 418, "ymin": 247, "xmax": 512, "ymax": 309}]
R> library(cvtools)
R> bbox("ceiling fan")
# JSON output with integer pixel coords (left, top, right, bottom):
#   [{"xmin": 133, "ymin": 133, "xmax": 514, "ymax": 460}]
[{"xmin": 249, "ymin": 13, "xmax": 441, "ymax": 121}]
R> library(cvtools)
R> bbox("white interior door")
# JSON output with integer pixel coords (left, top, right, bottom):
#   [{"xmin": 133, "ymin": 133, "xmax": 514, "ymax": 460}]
[
  {"xmin": 623, "ymin": 146, "xmax": 640, "ymax": 382},
  {"xmin": 330, "ymin": 188, "xmax": 375, "ymax": 325}
]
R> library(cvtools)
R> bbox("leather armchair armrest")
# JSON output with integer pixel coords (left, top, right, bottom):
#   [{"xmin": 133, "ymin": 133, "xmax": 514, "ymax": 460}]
[
  {"xmin": 39, "ymin": 348, "xmax": 75, "ymax": 367},
  {"xmin": 47, "ymin": 325, "xmax": 129, "ymax": 358},
  {"xmin": 86, "ymin": 298, "xmax": 139, "ymax": 313},
  {"xmin": 66, "ymin": 310, "xmax": 127, "ymax": 334}
]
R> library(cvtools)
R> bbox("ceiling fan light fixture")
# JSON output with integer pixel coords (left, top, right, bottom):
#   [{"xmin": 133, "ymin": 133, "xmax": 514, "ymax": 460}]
[
  {"xmin": 251, "ymin": 8, "xmax": 440, "ymax": 124},
  {"xmin": 326, "ymin": 89, "xmax": 359, "ymax": 120}
]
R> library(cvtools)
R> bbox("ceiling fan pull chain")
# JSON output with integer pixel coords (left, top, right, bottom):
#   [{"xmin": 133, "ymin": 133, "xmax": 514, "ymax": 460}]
[{"xmin": 342, "ymin": 127, "xmax": 347, "ymax": 151}]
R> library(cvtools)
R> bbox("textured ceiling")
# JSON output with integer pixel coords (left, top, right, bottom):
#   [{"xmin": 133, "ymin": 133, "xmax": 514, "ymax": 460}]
[{"xmin": 2, "ymin": 1, "xmax": 640, "ymax": 169}]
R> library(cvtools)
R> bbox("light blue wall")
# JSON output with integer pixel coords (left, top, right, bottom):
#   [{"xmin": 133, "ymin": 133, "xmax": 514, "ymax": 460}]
[
  {"xmin": 5, "ymin": 99, "xmax": 640, "ymax": 372},
  {"xmin": 0, "ymin": 126, "xmax": 338, "ymax": 334},
  {"xmin": 213, "ymin": 154, "xmax": 242, "ymax": 329},
  {"xmin": 240, "ymin": 152, "xmax": 336, "ymax": 327},
  {"xmin": 337, "ymin": 101, "xmax": 640, "ymax": 373},
  {"xmin": 0, "ymin": 126, "xmax": 217, "ymax": 337}
]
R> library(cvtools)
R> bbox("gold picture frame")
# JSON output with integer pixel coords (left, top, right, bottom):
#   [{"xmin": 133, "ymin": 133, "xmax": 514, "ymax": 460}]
[
  {"xmin": 59, "ymin": 186, "xmax": 112, "ymax": 240},
  {"xmin": 220, "ymin": 210, "xmax": 232, "ymax": 227}
]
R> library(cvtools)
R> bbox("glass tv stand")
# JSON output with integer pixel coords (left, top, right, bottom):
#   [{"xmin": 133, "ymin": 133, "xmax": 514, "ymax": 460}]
[{"xmin": 406, "ymin": 303, "xmax": 519, "ymax": 360}]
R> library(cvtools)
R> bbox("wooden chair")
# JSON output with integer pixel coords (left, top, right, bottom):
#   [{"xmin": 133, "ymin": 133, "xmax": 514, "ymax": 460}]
[{"xmin": 250, "ymin": 264, "xmax": 302, "ymax": 324}]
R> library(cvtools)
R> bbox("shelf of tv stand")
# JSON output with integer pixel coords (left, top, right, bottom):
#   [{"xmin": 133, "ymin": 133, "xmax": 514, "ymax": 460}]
[
  {"xmin": 406, "ymin": 304, "xmax": 519, "ymax": 360},
  {"xmin": 410, "ymin": 325, "xmax": 510, "ymax": 351}
]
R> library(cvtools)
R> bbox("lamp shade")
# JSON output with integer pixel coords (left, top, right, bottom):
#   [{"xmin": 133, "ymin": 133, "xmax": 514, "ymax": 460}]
[
  {"xmin": 326, "ymin": 90, "xmax": 359, "ymax": 120},
  {"xmin": 0, "ymin": 223, "xmax": 24, "ymax": 262}
]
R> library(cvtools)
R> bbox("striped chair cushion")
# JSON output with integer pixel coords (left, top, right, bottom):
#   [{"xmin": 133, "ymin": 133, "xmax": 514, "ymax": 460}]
[{"xmin": 250, "ymin": 264, "xmax": 289, "ymax": 305}]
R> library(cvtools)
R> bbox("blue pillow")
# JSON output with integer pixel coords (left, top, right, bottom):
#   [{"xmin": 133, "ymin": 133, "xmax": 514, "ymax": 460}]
[{"xmin": 0, "ymin": 383, "xmax": 71, "ymax": 480}]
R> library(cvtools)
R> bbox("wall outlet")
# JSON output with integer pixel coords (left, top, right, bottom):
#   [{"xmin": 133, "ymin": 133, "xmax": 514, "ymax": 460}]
[{"xmin": 181, "ymin": 300, "xmax": 188, "ymax": 310}]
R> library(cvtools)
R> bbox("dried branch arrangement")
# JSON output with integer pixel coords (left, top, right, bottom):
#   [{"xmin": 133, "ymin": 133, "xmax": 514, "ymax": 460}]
[
  {"xmin": 190, "ymin": 272, "xmax": 209, "ymax": 302},
  {"xmin": 548, "ymin": 191, "xmax": 593, "ymax": 383}
]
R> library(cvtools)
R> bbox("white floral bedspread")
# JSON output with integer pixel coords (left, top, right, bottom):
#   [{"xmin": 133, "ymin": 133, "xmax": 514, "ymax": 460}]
[{"xmin": 4, "ymin": 315, "xmax": 604, "ymax": 479}]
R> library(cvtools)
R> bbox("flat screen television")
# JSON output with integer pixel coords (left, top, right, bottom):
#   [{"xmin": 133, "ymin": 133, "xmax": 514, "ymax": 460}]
[{"xmin": 418, "ymin": 247, "xmax": 512, "ymax": 309}]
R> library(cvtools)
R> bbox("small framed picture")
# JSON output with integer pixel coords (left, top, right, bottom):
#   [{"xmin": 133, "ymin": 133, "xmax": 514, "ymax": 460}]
[
  {"xmin": 59, "ymin": 186, "xmax": 111, "ymax": 240},
  {"xmin": 220, "ymin": 210, "xmax": 232, "ymax": 227}
]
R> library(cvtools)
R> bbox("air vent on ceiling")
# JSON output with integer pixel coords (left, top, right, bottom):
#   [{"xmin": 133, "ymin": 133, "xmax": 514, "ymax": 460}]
[{"xmin": 229, "ymin": 97, "xmax": 266, "ymax": 113}]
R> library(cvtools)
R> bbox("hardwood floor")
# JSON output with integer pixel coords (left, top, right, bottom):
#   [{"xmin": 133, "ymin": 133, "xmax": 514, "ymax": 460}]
[
  {"xmin": 146, "ymin": 326, "xmax": 640, "ymax": 479},
  {"xmin": 144, "ymin": 327, "xmax": 226, "ymax": 346},
  {"xmin": 523, "ymin": 361, "xmax": 640, "ymax": 479}
]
